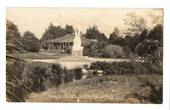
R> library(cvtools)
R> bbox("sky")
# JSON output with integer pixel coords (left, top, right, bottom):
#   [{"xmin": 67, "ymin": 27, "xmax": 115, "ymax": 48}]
[{"xmin": 6, "ymin": 8, "xmax": 163, "ymax": 39}]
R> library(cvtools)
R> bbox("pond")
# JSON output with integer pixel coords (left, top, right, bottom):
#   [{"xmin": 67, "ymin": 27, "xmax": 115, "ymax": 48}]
[
  {"xmin": 30, "ymin": 59, "xmax": 91, "ymax": 69},
  {"xmin": 29, "ymin": 56, "xmax": 131, "ymax": 69}
]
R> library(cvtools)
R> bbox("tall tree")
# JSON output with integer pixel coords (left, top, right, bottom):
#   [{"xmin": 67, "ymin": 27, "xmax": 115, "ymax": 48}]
[
  {"xmin": 148, "ymin": 24, "xmax": 163, "ymax": 46},
  {"xmin": 65, "ymin": 25, "xmax": 74, "ymax": 34},
  {"xmin": 84, "ymin": 25, "xmax": 108, "ymax": 42},
  {"xmin": 6, "ymin": 20, "xmax": 21, "ymax": 40},
  {"xmin": 109, "ymin": 27, "xmax": 125, "ymax": 46},
  {"xmin": 6, "ymin": 20, "xmax": 25, "ymax": 53},
  {"xmin": 124, "ymin": 12, "xmax": 147, "ymax": 36},
  {"xmin": 22, "ymin": 31, "xmax": 40, "ymax": 52},
  {"xmin": 148, "ymin": 11, "xmax": 163, "ymax": 25},
  {"xmin": 134, "ymin": 25, "xmax": 163, "ymax": 57}
]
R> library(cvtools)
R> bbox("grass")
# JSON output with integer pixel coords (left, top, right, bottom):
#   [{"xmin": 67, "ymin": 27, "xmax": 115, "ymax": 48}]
[{"xmin": 26, "ymin": 74, "xmax": 162, "ymax": 103}]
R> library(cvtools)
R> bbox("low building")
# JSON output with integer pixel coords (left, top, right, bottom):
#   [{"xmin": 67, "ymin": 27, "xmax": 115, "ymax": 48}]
[{"xmin": 42, "ymin": 33, "xmax": 96, "ymax": 54}]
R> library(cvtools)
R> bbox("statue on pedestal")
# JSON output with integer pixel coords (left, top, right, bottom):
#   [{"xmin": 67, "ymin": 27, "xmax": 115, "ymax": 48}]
[{"xmin": 72, "ymin": 21, "xmax": 83, "ymax": 56}]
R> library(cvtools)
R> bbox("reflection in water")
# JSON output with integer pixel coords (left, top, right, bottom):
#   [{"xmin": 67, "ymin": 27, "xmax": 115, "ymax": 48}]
[
  {"xmin": 30, "ymin": 57, "xmax": 131, "ymax": 69},
  {"xmin": 31, "ymin": 59, "xmax": 91, "ymax": 69}
]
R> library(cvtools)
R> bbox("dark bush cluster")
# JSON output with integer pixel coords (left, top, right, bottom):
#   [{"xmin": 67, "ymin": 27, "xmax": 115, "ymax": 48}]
[
  {"xmin": 90, "ymin": 61, "xmax": 162, "ymax": 75},
  {"xmin": 74, "ymin": 68, "xmax": 83, "ymax": 80},
  {"xmin": 7, "ymin": 60, "xmax": 85, "ymax": 102},
  {"xmin": 25, "ymin": 66, "xmax": 47, "ymax": 92},
  {"xmin": 133, "ymin": 79, "xmax": 163, "ymax": 104},
  {"xmin": 24, "ymin": 63, "xmax": 83, "ymax": 93}
]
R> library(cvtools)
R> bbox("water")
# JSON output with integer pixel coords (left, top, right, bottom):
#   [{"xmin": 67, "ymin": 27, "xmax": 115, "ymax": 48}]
[
  {"xmin": 30, "ymin": 59, "xmax": 91, "ymax": 69},
  {"xmin": 30, "ymin": 57, "xmax": 131, "ymax": 69}
]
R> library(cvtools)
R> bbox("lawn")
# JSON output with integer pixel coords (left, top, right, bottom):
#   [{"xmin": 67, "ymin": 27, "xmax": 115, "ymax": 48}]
[
  {"xmin": 7, "ymin": 52, "xmax": 69, "ymax": 59},
  {"xmin": 26, "ymin": 74, "xmax": 162, "ymax": 103}
]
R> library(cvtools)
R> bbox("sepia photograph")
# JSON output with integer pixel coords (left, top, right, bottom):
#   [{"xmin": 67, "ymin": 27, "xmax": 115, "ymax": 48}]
[{"xmin": 6, "ymin": 8, "xmax": 163, "ymax": 103}]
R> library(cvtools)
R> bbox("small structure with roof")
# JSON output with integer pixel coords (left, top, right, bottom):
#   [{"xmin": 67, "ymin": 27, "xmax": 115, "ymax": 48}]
[{"xmin": 43, "ymin": 22, "xmax": 96, "ymax": 55}]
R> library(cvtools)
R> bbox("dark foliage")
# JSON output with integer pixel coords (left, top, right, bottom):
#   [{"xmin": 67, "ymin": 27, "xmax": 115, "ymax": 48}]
[
  {"xmin": 64, "ymin": 69, "xmax": 74, "ymax": 83},
  {"xmin": 26, "ymin": 66, "xmax": 47, "ymax": 92},
  {"xmin": 84, "ymin": 25, "xmax": 108, "ymax": 42},
  {"xmin": 148, "ymin": 24, "xmax": 163, "ymax": 46},
  {"xmin": 83, "ymin": 41, "xmax": 107, "ymax": 57},
  {"xmin": 90, "ymin": 61, "xmax": 162, "ymax": 75},
  {"xmin": 134, "ymin": 79, "xmax": 162, "ymax": 104},
  {"xmin": 146, "ymin": 82, "xmax": 163, "ymax": 103},
  {"xmin": 74, "ymin": 68, "xmax": 83, "ymax": 80},
  {"xmin": 6, "ymin": 20, "xmax": 25, "ymax": 53},
  {"xmin": 109, "ymin": 28, "xmax": 125, "ymax": 46},
  {"xmin": 100, "ymin": 45, "xmax": 124, "ymax": 58},
  {"xmin": 22, "ymin": 31, "xmax": 40, "ymax": 52},
  {"xmin": 6, "ymin": 20, "xmax": 21, "ymax": 40},
  {"xmin": 51, "ymin": 64, "xmax": 64, "ymax": 86}
]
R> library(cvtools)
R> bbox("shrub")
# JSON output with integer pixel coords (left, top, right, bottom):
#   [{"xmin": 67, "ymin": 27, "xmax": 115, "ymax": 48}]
[
  {"xmin": 74, "ymin": 68, "xmax": 83, "ymax": 80},
  {"xmin": 26, "ymin": 66, "xmax": 47, "ymax": 92},
  {"xmin": 101, "ymin": 45, "xmax": 124, "ymax": 58},
  {"xmin": 64, "ymin": 69, "xmax": 74, "ymax": 83},
  {"xmin": 90, "ymin": 61, "xmax": 162, "ymax": 75},
  {"xmin": 51, "ymin": 64, "xmax": 64, "ymax": 86},
  {"xmin": 133, "ymin": 79, "xmax": 163, "ymax": 104},
  {"xmin": 22, "ymin": 31, "xmax": 40, "ymax": 52}
]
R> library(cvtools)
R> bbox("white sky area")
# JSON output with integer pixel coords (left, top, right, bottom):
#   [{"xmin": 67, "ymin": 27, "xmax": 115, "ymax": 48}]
[{"xmin": 6, "ymin": 8, "xmax": 163, "ymax": 39}]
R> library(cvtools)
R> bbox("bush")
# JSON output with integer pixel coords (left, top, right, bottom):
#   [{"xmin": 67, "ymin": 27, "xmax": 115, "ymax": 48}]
[
  {"xmin": 22, "ymin": 31, "xmax": 40, "ymax": 52},
  {"xmin": 64, "ymin": 69, "xmax": 74, "ymax": 83},
  {"xmin": 26, "ymin": 66, "xmax": 47, "ymax": 92},
  {"xmin": 90, "ymin": 61, "xmax": 162, "ymax": 75},
  {"xmin": 101, "ymin": 45, "xmax": 124, "ymax": 58},
  {"xmin": 133, "ymin": 79, "xmax": 163, "ymax": 104},
  {"xmin": 51, "ymin": 64, "xmax": 64, "ymax": 86},
  {"xmin": 83, "ymin": 41, "xmax": 108, "ymax": 58},
  {"xmin": 74, "ymin": 68, "xmax": 83, "ymax": 80}
]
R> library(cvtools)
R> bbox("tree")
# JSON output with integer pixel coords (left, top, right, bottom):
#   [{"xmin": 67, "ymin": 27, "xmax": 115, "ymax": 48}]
[
  {"xmin": 22, "ymin": 31, "xmax": 40, "ymax": 52},
  {"xmin": 41, "ymin": 23, "xmax": 74, "ymax": 49},
  {"xmin": 148, "ymin": 11, "xmax": 163, "ymax": 25},
  {"xmin": 6, "ymin": 20, "xmax": 21, "ymax": 40},
  {"xmin": 135, "ymin": 39, "xmax": 159, "ymax": 57},
  {"xmin": 65, "ymin": 25, "xmax": 74, "ymax": 34},
  {"xmin": 84, "ymin": 25, "xmax": 108, "ymax": 42},
  {"xmin": 109, "ymin": 28, "xmax": 125, "ymax": 46},
  {"xmin": 124, "ymin": 12, "xmax": 147, "ymax": 36},
  {"xmin": 123, "ymin": 29, "xmax": 148, "ymax": 53},
  {"xmin": 129, "ymin": 24, "xmax": 163, "ymax": 58},
  {"xmin": 140, "ymin": 29, "xmax": 149, "ymax": 41},
  {"xmin": 109, "ymin": 27, "xmax": 119, "ymax": 42},
  {"xmin": 6, "ymin": 20, "xmax": 26, "ymax": 53},
  {"xmin": 148, "ymin": 24, "xmax": 163, "ymax": 46}
]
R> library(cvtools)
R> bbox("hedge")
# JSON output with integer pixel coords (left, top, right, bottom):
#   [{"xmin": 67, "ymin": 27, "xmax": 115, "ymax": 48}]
[{"xmin": 90, "ymin": 61, "xmax": 162, "ymax": 75}]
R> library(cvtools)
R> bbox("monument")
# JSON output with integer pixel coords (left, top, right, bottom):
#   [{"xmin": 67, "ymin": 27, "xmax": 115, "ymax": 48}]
[{"xmin": 72, "ymin": 22, "xmax": 84, "ymax": 56}]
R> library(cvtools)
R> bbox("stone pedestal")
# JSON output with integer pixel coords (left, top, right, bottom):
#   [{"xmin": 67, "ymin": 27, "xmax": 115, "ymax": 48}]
[{"xmin": 72, "ymin": 49, "xmax": 83, "ymax": 56}]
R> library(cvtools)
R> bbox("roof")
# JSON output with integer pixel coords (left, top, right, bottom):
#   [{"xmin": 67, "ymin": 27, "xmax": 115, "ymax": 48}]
[
  {"xmin": 46, "ymin": 33, "xmax": 75, "ymax": 43},
  {"xmin": 45, "ymin": 33, "xmax": 96, "ymax": 47}
]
